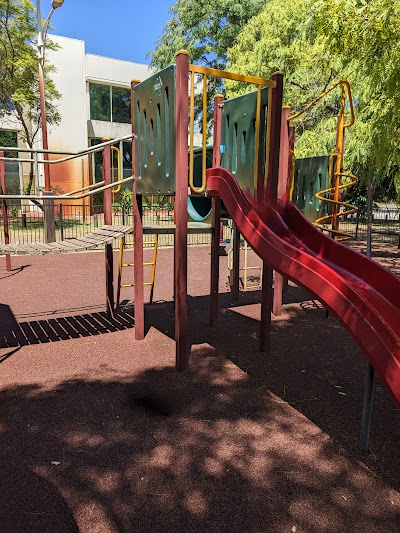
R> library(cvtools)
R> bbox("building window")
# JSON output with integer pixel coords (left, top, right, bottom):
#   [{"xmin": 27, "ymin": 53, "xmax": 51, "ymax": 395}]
[
  {"xmin": 0, "ymin": 130, "xmax": 17, "ymax": 157},
  {"xmin": 112, "ymin": 87, "xmax": 131, "ymax": 123},
  {"xmin": 90, "ymin": 138, "xmax": 132, "ymax": 183},
  {"xmin": 89, "ymin": 83, "xmax": 131, "ymax": 124}
]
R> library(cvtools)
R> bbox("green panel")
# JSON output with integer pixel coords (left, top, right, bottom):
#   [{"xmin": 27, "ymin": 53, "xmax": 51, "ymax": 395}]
[
  {"xmin": 221, "ymin": 88, "xmax": 269, "ymax": 194},
  {"xmin": 292, "ymin": 156, "xmax": 330, "ymax": 223},
  {"xmin": 134, "ymin": 65, "xmax": 176, "ymax": 195}
]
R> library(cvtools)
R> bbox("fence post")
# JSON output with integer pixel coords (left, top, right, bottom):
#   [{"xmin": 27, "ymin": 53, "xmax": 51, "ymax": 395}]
[
  {"xmin": 59, "ymin": 203, "xmax": 64, "ymax": 241},
  {"xmin": 0, "ymin": 151, "xmax": 11, "ymax": 272}
]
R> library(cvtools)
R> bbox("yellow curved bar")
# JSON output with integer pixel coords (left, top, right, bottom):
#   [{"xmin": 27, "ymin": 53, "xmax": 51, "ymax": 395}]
[
  {"xmin": 315, "ymin": 170, "xmax": 358, "ymax": 240},
  {"xmin": 288, "ymin": 79, "xmax": 354, "ymax": 128},
  {"xmin": 111, "ymin": 146, "xmax": 121, "ymax": 194},
  {"xmin": 189, "ymin": 71, "xmax": 196, "ymax": 193},
  {"xmin": 187, "ymin": 63, "xmax": 276, "ymax": 194}
]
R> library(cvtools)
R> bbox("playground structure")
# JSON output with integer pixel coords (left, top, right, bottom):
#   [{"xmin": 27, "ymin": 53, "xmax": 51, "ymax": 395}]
[
  {"xmin": 130, "ymin": 53, "xmax": 399, "ymax": 451},
  {"xmin": 0, "ymin": 51, "xmax": 399, "ymax": 451}
]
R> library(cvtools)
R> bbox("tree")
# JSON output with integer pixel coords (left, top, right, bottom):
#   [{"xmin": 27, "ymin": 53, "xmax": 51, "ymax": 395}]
[
  {"xmin": 149, "ymin": 0, "xmax": 265, "ymax": 129},
  {"xmin": 311, "ymin": 0, "xmax": 400, "ymax": 200},
  {"xmin": 150, "ymin": 0, "xmax": 265, "ymax": 70},
  {"xmin": 227, "ymin": 0, "xmax": 400, "ymax": 201},
  {"xmin": 0, "ymin": 0, "xmax": 61, "ymax": 193}
]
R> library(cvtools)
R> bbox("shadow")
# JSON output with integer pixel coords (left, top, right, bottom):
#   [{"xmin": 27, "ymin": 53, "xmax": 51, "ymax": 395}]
[
  {"xmin": 0, "ymin": 303, "xmax": 134, "ymax": 349},
  {"xmin": 0, "ymin": 462, "xmax": 79, "ymax": 533},
  {"xmin": 0, "ymin": 347, "xmax": 20, "ymax": 363},
  {"xmin": 0, "ymin": 263, "xmax": 31, "ymax": 279},
  {"xmin": 0, "ymin": 359, "xmax": 398, "ymax": 532},
  {"xmin": 141, "ymin": 287, "xmax": 400, "ymax": 492}
]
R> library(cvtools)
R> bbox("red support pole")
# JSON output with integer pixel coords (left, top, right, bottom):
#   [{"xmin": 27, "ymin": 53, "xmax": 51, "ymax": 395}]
[
  {"xmin": 273, "ymin": 106, "xmax": 291, "ymax": 316},
  {"xmin": 260, "ymin": 72, "xmax": 283, "ymax": 352},
  {"xmin": 102, "ymin": 139, "xmax": 114, "ymax": 317},
  {"xmin": 210, "ymin": 94, "xmax": 224, "ymax": 326},
  {"xmin": 0, "ymin": 152, "xmax": 11, "ymax": 272},
  {"xmin": 131, "ymin": 79, "xmax": 145, "ymax": 339},
  {"xmin": 175, "ymin": 50, "xmax": 190, "ymax": 371}
]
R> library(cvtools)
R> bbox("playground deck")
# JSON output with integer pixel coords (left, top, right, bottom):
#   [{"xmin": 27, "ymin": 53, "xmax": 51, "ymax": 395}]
[{"xmin": 0, "ymin": 244, "xmax": 399, "ymax": 533}]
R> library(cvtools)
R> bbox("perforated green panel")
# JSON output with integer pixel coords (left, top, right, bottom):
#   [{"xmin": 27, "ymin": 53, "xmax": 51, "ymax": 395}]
[
  {"xmin": 221, "ymin": 88, "xmax": 269, "ymax": 194},
  {"xmin": 134, "ymin": 65, "xmax": 176, "ymax": 194},
  {"xmin": 292, "ymin": 156, "xmax": 330, "ymax": 223}
]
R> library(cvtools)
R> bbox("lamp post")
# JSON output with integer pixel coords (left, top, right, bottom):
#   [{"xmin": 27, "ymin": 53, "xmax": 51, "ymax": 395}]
[{"xmin": 37, "ymin": 0, "xmax": 64, "ymax": 242}]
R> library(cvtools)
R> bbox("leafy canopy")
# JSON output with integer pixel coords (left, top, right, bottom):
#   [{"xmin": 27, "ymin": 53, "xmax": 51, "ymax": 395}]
[
  {"xmin": 227, "ymin": 0, "xmax": 400, "ymax": 200},
  {"xmin": 149, "ymin": 0, "xmax": 265, "ymax": 70}
]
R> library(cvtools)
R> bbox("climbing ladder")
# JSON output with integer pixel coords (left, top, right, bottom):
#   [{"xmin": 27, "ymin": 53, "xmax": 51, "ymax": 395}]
[
  {"xmin": 116, "ymin": 233, "xmax": 159, "ymax": 307},
  {"xmin": 227, "ymin": 222, "xmax": 262, "ymax": 291}
]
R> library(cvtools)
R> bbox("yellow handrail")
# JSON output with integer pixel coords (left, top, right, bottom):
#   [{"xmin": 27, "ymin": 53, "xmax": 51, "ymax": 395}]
[
  {"xmin": 289, "ymin": 80, "xmax": 357, "ymax": 239},
  {"xmin": 287, "ymin": 79, "xmax": 355, "ymax": 127},
  {"xmin": 111, "ymin": 145, "xmax": 122, "ymax": 194},
  {"xmin": 315, "ymin": 170, "xmax": 358, "ymax": 240},
  {"xmin": 188, "ymin": 64, "xmax": 276, "ymax": 195}
]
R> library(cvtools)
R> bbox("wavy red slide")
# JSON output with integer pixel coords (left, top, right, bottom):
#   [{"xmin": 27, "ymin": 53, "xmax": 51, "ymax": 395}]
[{"xmin": 206, "ymin": 167, "xmax": 400, "ymax": 408}]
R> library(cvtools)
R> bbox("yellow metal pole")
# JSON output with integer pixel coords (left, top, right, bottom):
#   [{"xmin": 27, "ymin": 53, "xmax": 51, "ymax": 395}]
[
  {"xmin": 189, "ymin": 72, "xmax": 195, "ymax": 192},
  {"xmin": 332, "ymin": 86, "xmax": 346, "ymax": 234},
  {"xmin": 253, "ymin": 84, "xmax": 261, "ymax": 193}
]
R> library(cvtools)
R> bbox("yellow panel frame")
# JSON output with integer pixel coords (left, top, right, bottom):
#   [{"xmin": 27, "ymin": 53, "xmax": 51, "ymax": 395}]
[{"xmin": 188, "ymin": 64, "xmax": 276, "ymax": 194}]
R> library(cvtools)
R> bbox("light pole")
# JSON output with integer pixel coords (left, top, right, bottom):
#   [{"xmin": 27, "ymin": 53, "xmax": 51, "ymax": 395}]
[{"xmin": 37, "ymin": 0, "xmax": 64, "ymax": 242}]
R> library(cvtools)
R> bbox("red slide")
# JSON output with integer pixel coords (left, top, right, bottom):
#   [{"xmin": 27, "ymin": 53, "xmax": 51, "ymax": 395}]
[{"xmin": 206, "ymin": 167, "xmax": 400, "ymax": 408}]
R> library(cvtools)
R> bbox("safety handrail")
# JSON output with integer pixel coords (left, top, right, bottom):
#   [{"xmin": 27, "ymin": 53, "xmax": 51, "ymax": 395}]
[
  {"xmin": 111, "ymin": 146, "xmax": 122, "ymax": 194},
  {"xmin": 287, "ymin": 80, "xmax": 355, "ymax": 127},
  {"xmin": 0, "ymin": 175, "xmax": 135, "ymax": 201},
  {"xmin": 62, "ymin": 180, "xmax": 105, "ymax": 197},
  {"xmin": 0, "ymin": 134, "xmax": 134, "ymax": 165},
  {"xmin": 315, "ymin": 171, "xmax": 358, "ymax": 240},
  {"xmin": 288, "ymin": 80, "xmax": 357, "ymax": 239},
  {"xmin": 188, "ymin": 64, "xmax": 276, "ymax": 194}
]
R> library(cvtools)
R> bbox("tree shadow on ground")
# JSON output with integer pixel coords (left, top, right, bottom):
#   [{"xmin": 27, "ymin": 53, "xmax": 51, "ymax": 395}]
[{"xmin": 0, "ymin": 353, "xmax": 399, "ymax": 533}]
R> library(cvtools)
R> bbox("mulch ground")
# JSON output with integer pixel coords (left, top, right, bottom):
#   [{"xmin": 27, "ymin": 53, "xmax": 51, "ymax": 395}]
[{"xmin": 0, "ymin": 242, "xmax": 399, "ymax": 532}]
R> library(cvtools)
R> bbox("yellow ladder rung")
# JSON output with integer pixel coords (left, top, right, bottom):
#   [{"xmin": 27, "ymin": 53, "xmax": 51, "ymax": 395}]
[
  {"xmin": 124, "ymin": 240, "xmax": 156, "ymax": 246},
  {"xmin": 116, "ymin": 233, "xmax": 159, "ymax": 307},
  {"xmin": 122, "ymin": 262, "xmax": 155, "ymax": 267}
]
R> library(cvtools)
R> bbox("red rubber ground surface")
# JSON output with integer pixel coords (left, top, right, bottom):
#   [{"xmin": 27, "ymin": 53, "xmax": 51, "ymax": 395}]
[{"xmin": 0, "ymin": 245, "xmax": 399, "ymax": 532}]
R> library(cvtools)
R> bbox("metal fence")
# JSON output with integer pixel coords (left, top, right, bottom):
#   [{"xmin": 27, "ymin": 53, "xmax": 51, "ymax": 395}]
[
  {"xmin": 0, "ymin": 202, "xmax": 227, "ymax": 249},
  {"xmin": 1, "ymin": 201, "xmax": 398, "ymax": 249},
  {"xmin": 340, "ymin": 206, "xmax": 400, "ymax": 247}
]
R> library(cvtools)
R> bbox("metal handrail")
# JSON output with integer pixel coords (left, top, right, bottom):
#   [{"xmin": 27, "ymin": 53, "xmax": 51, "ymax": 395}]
[
  {"xmin": 288, "ymin": 80, "xmax": 355, "ymax": 127},
  {"xmin": 188, "ymin": 64, "xmax": 276, "ymax": 194},
  {"xmin": 0, "ymin": 175, "xmax": 135, "ymax": 201},
  {"xmin": 63, "ymin": 180, "xmax": 105, "ymax": 197},
  {"xmin": 0, "ymin": 134, "xmax": 134, "ymax": 164},
  {"xmin": 111, "ymin": 146, "xmax": 122, "ymax": 194}
]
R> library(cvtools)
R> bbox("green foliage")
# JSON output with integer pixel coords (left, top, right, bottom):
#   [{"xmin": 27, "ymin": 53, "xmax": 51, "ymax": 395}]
[
  {"xmin": 120, "ymin": 188, "xmax": 133, "ymax": 214},
  {"xmin": 149, "ymin": 0, "xmax": 265, "ymax": 70},
  {"xmin": 0, "ymin": 0, "xmax": 61, "ymax": 148},
  {"xmin": 149, "ymin": 0, "xmax": 265, "ymax": 127},
  {"xmin": 227, "ymin": 0, "xmax": 400, "ymax": 201}
]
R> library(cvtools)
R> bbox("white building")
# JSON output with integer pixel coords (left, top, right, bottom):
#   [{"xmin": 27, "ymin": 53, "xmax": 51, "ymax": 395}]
[{"xmin": 0, "ymin": 34, "xmax": 152, "ymax": 196}]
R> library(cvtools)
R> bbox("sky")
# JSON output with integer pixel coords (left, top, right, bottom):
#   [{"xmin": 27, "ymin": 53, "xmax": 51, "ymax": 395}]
[{"xmin": 47, "ymin": 0, "xmax": 176, "ymax": 65}]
